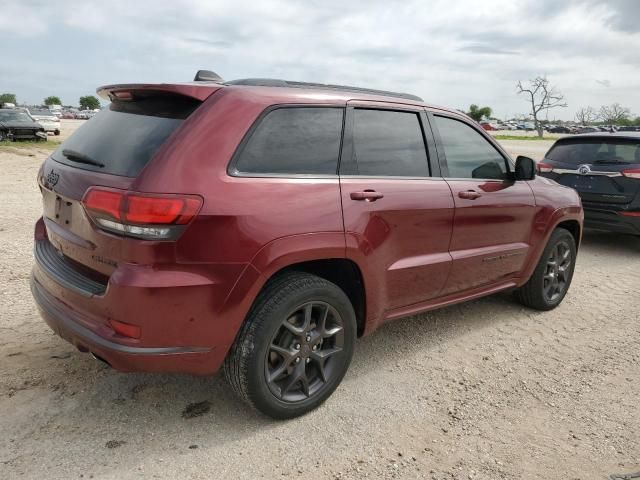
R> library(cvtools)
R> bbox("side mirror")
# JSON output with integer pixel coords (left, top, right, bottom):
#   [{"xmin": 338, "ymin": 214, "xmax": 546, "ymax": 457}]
[{"xmin": 515, "ymin": 156, "xmax": 536, "ymax": 181}]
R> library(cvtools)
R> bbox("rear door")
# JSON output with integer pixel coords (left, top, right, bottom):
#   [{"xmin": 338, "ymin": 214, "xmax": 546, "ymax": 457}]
[
  {"xmin": 544, "ymin": 137, "xmax": 640, "ymax": 205},
  {"xmin": 340, "ymin": 103, "xmax": 454, "ymax": 310},
  {"xmin": 430, "ymin": 113, "xmax": 536, "ymax": 294}
]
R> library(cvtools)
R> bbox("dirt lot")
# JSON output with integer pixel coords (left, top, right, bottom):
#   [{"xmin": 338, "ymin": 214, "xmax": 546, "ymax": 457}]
[{"xmin": 1, "ymin": 128, "xmax": 639, "ymax": 479}]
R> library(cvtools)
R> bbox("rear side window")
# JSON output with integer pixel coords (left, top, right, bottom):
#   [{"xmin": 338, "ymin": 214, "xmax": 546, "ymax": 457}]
[
  {"xmin": 434, "ymin": 115, "xmax": 508, "ymax": 180},
  {"xmin": 233, "ymin": 107, "xmax": 344, "ymax": 175},
  {"xmin": 352, "ymin": 109, "xmax": 429, "ymax": 176},
  {"xmin": 52, "ymin": 95, "xmax": 200, "ymax": 177},
  {"xmin": 546, "ymin": 139, "xmax": 640, "ymax": 165}
]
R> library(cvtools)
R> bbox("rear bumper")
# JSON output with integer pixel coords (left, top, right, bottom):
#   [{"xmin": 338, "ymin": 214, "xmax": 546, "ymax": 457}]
[
  {"xmin": 31, "ymin": 275, "xmax": 223, "ymax": 374},
  {"xmin": 31, "ymin": 275, "xmax": 227, "ymax": 374},
  {"xmin": 583, "ymin": 208, "xmax": 640, "ymax": 235}
]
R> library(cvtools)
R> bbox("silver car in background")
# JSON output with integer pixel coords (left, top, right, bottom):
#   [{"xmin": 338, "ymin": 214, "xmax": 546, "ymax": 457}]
[{"xmin": 29, "ymin": 110, "xmax": 61, "ymax": 135}]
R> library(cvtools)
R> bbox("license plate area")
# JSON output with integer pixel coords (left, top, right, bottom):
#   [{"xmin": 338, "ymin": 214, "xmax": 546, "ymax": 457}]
[
  {"xmin": 54, "ymin": 195, "xmax": 74, "ymax": 227},
  {"xmin": 558, "ymin": 174, "xmax": 612, "ymax": 192}
]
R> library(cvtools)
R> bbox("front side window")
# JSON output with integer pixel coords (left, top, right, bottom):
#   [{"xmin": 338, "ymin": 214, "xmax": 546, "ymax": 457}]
[
  {"xmin": 234, "ymin": 107, "xmax": 344, "ymax": 175},
  {"xmin": 352, "ymin": 109, "xmax": 429, "ymax": 177},
  {"xmin": 434, "ymin": 115, "xmax": 508, "ymax": 180}
]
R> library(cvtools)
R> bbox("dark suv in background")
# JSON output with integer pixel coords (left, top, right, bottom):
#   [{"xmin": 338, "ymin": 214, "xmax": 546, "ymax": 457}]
[
  {"xmin": 538, "ymin": 132, "xmax": 640, "ymax": 235},
  {"xmin": 31, "ymin": 72, "xmax": 583, "ymax": 418}
]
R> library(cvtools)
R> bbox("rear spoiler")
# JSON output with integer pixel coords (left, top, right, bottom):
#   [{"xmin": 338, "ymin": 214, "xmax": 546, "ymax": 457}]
[{"xmin": 96, "ymin": 83, "xmax": 223, "ymax": 102}]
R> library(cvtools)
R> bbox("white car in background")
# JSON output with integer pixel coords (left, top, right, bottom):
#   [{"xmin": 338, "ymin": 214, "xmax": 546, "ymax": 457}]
[{"xmin": 29, "ymin": 110, "xmax": 61, "ymax": 135}]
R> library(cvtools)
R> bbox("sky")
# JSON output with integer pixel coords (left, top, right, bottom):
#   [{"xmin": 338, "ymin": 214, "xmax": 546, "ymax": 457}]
[{"xmin": 1, "ymin": 0, "xmax": 639, "ymax": 120}]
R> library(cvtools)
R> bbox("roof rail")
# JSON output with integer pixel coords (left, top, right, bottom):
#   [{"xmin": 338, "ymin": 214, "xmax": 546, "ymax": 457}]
[{"xmin": 225, "ymin": 78, "xmax": 423, "ymax": 102}]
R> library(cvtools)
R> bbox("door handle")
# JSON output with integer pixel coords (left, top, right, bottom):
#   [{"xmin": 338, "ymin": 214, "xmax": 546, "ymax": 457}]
[
  {"xmin": 350, "ymin": 190, "xmax": 384, "ymax": 202},
  {"xmin": 458, "ymin": 190, "xmax": 482, "ymax": 200}
]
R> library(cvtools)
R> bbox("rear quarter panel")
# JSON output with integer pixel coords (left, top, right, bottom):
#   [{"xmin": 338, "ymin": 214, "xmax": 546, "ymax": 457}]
[{"xmin": 131, "ymin": 88, "xmax": 347, "ymax": 355}]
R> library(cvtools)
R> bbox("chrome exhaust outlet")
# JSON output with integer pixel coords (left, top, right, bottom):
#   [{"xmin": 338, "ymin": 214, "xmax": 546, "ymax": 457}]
[{"xmin": 90, "ymin": 352, "xmax": 112, "ymax": 368}]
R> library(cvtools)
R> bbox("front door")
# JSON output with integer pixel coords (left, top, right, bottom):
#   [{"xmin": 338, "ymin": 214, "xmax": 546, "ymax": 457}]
[{"xmin": 430, "ymin": 113, "xmax": 537, "ymax": 295}]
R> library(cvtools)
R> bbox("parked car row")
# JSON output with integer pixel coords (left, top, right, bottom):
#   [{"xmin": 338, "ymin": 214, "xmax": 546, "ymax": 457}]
[
  {"xmin": 58, "ymin": 110, "xmax": 98, "ymax": 120},
  {"xmin": 480, "ymin": 121, "xmax": 523, "ymax": 131},
  {"xmin": 545, "ymin": 125, "xmax": 640, "ymax": 135}
]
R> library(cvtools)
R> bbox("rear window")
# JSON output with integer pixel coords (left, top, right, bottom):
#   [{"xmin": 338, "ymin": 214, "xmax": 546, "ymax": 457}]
[
  {"xmin": 547, "ymin": 138, "xmax": 640, "ymax": 165},
  {"xmin": 353, "ymin": 109, "xmax": 429, "ymax": 177},
  {"xmin": 232, "ymin": 107, "xmax": 344, "ymax": 175},
  {"xmin": 52, "ymin": 95, "xmax": 200, "ymax": 177}
]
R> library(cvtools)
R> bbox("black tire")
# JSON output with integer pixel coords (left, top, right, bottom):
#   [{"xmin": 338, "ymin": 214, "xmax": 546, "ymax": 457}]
[
  {"xmin": 224, "ymin": 271, "xmax": 356, "ymax": 419},
  {"xmin": 54, "ymin": 130, "xmax": 60, "ymax": 136},
  {"xmin": 516, "ymin": 228, "xmax": 577, "ymax": 310}
]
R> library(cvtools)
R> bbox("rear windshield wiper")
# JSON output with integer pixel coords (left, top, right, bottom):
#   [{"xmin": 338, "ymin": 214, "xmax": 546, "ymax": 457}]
[{"xmin": 61, "ymin": 149, "xmax": 105, "ymax": 168}]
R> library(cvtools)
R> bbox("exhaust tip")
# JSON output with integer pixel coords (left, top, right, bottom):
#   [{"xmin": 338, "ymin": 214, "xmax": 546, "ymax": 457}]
[{"xmin": 90, "ymin": 352, "xmax": 112, "ymax": 368}]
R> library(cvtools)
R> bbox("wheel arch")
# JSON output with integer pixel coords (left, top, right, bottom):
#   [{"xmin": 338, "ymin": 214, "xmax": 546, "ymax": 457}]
[
  {"xmin": 519, "ymin": 206, "xmax": 583, "ymax": 287},
  {"xmin": 555, "ymin": 219, "xmax": 582, "ymax": 249}
]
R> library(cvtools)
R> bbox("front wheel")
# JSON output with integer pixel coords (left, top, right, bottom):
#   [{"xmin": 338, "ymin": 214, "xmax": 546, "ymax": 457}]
[
  {"xmin": 516, "ymin": 228, "xmax": 577, "ymax": 310},
  {"xmin": 224, "ymin": 272, "xmax": 356, "ymax": 419}
]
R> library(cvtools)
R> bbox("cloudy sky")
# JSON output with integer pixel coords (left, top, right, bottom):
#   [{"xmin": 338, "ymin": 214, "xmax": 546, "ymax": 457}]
[{"xmin": 1, "ymin": 0, "xmax": 639, "ymax": 120}]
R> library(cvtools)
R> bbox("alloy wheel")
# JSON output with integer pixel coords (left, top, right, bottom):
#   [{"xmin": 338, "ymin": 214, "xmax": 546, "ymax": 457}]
[
  {"xmin": 542, "ymin": 240, "xmax": 572, "ymax": 302},
  {"xmin": 265, "ymin": 301, "xmax": 344, "ymax": 403}
]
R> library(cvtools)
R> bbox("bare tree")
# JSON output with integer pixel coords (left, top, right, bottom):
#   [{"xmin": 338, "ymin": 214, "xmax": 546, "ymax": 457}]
[
  {"xmin": 516, "ymin": 76, "xmax": 567, "ymax": 137},
  {"xmin": 575, "ymin": 106, "xmax": 597, "ymax": 125},
  {"xmin": 598, "ymin": 103, "xmax": 630, "ymax": 124}
]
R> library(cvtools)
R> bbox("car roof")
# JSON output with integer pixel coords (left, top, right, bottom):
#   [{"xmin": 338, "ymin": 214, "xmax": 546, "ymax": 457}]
[
  {"xmin": 97, "ymin": 79, "xmax": 459, "ymax": 115},
  {"xmin": 224, "ymin": 78, "xmax": 423, "ymax": 102},
  {"xmin": 558, "ymin": 132, "xmax": 640, "ymax": 141}
]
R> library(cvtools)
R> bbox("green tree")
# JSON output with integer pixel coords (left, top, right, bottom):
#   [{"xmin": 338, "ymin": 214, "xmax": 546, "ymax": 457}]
[
  {"xmin": 598, "ymin": 103, "xmax": 630, "ymax": 125},
  {"xmin": 44, "ymin": 96, "xmax": 62, "ymax": 106},
  {"xmin": 0, "ymin": 93, "xmax": 17, "ymax": 105},
  {"xmin": 79, "ymin": 95, "xmax": 100, "ymax": 110},
  {"xmin": 466, "ymin": 104, "xmax": 492, "ymax": 122}
]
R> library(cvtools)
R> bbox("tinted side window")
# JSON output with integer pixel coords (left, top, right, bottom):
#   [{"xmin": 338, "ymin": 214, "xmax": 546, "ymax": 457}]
[
  {"xmin": 352, "ymin": 109, "xmax": 429, "ymax": 177},
  {"xmin": 434, "ymin": 116, "xmax": 508, "ymax": 179},
  {"xmin": 234, "ymin": 107, "xmax": 343, "ymax": 175}
]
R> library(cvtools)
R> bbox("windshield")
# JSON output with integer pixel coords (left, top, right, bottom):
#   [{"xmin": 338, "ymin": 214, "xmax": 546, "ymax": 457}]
[
  {"xmin": 546, "ymin": 138, "xmax": 640, "ymax": 165},
  {"xmin": 52, "ymin": 95, "xmax": 200, "ymax": 177},
  {"xmin": 0, "ymin": 111, "xmax": 32, "ymax": 122}
]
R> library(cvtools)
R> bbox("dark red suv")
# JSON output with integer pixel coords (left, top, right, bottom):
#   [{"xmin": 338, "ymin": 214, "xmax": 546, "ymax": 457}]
[{"xmin": 32, "ymin": 74, "xmax": 583, "ymax": 418}]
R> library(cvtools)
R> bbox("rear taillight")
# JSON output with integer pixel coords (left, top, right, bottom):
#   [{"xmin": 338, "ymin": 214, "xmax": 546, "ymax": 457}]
[
  {"xmin": 537, "ymin": 162, "xmax": 554, "ymax": 173},
  {"xmin": 82, "ymin": 187, "xmax": 202, "ymax": 240},
  {"xmin": 619, "ymin": 211, "xmax": 640, "ymax": 217},
  {"xmin": 621, "ymin": 168, "xmax": 640, "ymax": 179},
  {"xmin": 109, "ymin": 319, "xmax": 141, "ymax": 339}
]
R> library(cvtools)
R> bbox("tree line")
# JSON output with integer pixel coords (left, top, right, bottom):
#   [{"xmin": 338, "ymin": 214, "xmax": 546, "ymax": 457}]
[
  {"xmin": 0, "ymin": 93, "xmax": 100, "ymax": 110},
  {"xmin": 465, "ymin": 75, "xmax": 638, "ymax": 138}
]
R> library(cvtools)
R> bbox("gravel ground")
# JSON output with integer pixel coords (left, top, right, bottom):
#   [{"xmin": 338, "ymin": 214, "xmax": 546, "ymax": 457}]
[{"xmin": 0, "ymin": 131, "xmax": 639, "ymax": 480}]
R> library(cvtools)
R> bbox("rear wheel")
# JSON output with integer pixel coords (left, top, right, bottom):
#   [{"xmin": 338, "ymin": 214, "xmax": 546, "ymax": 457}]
[
  {"xmin": 516, "ymin": 228, "xmax": 576, "ymax": 310},
  {"xmin": 224, "ymin": 272, "xmax": 356, "ymax": 419}
]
